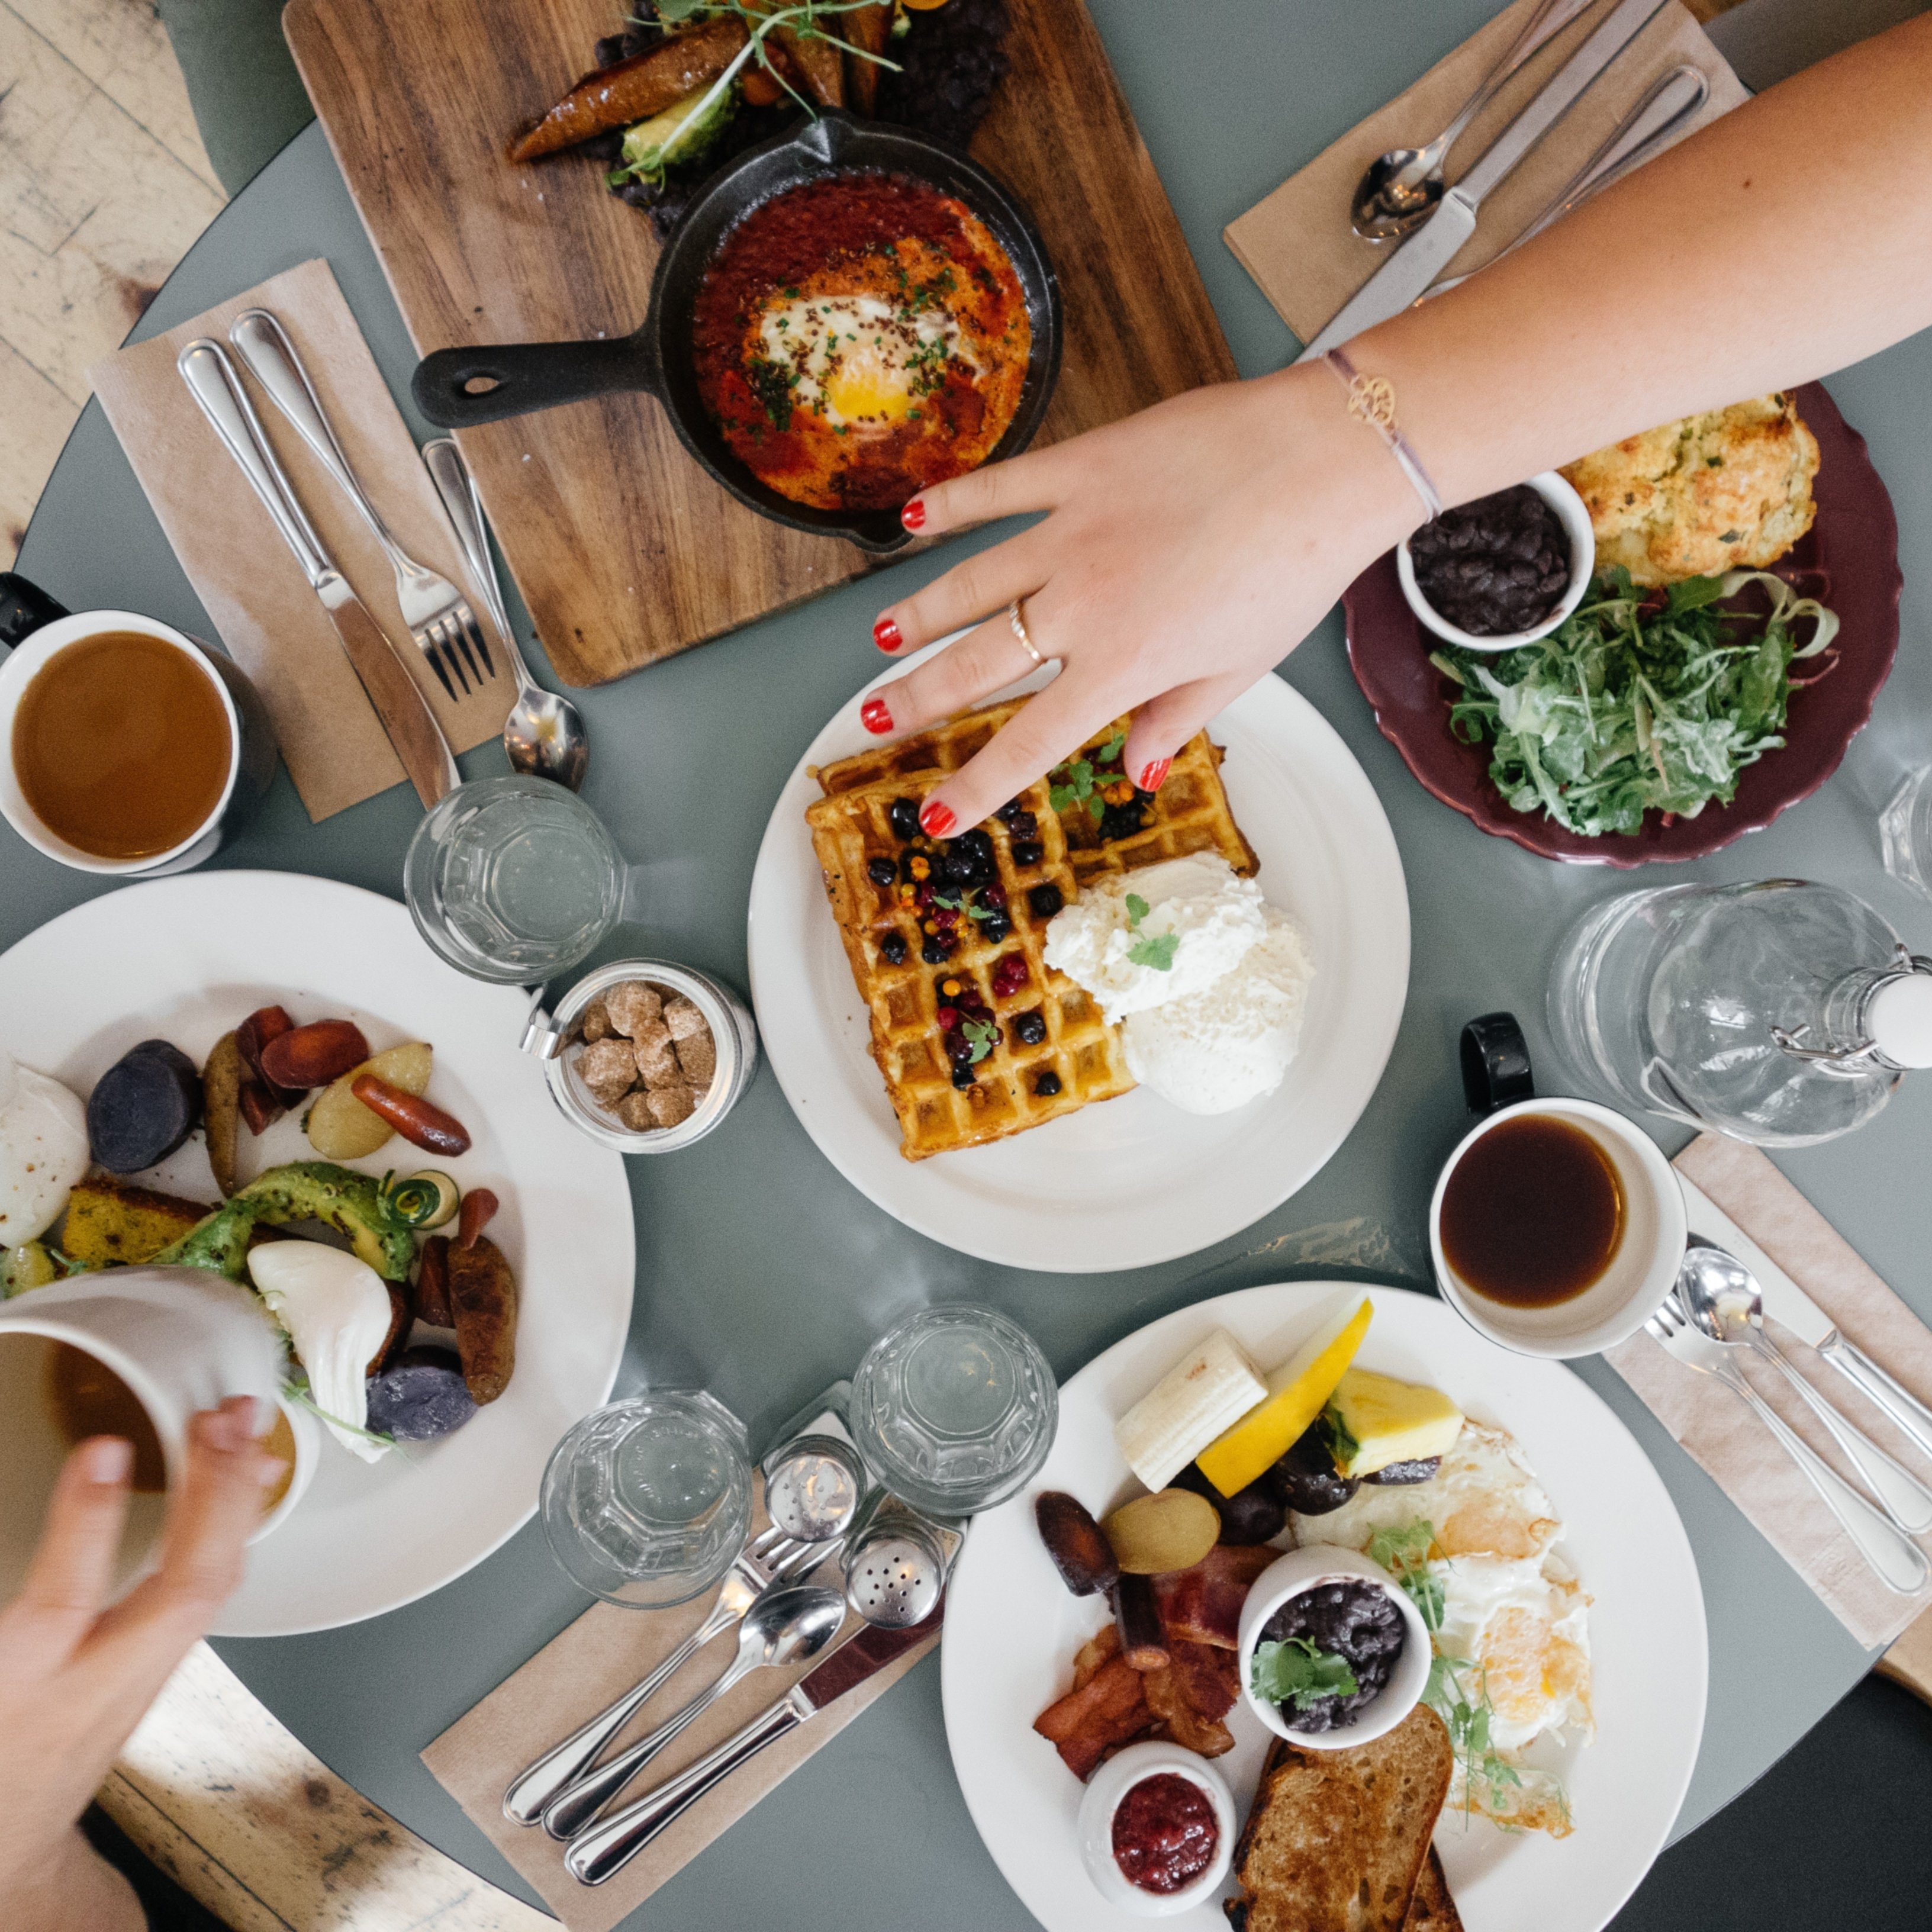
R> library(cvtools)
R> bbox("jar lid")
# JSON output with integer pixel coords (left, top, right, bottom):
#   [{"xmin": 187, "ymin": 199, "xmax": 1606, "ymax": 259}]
[{"xmin": 1870, "ymin": 971, "xmax": 1932, "ymax": 1070}]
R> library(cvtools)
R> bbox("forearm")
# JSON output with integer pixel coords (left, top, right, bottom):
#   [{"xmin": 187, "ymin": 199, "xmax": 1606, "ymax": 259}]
[
  {"xmin": 1, "ymin": 1830, "xmax": 145, "ymax": 1932},
  {"xmin": 1360, "ymin": 10, "xmax": 1932, "ymax": 505}
]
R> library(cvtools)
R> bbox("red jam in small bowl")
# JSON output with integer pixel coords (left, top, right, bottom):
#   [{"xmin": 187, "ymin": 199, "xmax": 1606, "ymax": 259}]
[{"xmin": 1110, "ymin": 1771, "xmax": 1220, "ymax": 1895}]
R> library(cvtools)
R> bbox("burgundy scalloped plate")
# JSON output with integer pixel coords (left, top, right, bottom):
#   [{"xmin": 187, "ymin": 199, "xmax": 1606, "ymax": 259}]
[{"xmin": 1342, "ymin": 382, "xmax": 1902, "ymax": 866}]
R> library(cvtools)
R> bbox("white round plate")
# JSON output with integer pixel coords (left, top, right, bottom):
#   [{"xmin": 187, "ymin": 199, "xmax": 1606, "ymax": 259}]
[
  {"xmin": 943, "ymin": 1283, "xmax": 1707, "ymax": 1932},
  {"xmin": 747, "ymin": 645, "xmax": 1409, "ymax": 1270},
  {"xmin": 0, "ymin": 872, "xmax": 635, "ymax": 1636}
]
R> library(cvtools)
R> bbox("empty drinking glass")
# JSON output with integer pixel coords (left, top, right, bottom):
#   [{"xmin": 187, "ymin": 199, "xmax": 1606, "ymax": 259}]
[
  {"xmin": 539, "ymin": 1391, "xmax": 752, "ymax": 1608},
  {"xmin": 1880, "ymin": 766, "xmax": 1932, "ymax": 903},
  {"xmin": 847, "ymin": 1304, "xmax": 1058, "ymax": 1517},
  {"xmin": 404, "ymin": 774, "xmax": 639, "ymax": 984}
]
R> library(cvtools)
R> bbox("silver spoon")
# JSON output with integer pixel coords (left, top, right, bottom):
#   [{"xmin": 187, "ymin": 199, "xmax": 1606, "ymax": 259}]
[
  {"xmin": 1678, "ymin": 1244, "xmax": 1932, "ymax": 1535},
  {"xmin": 540, "ymin": 1583, "xmax": 845, "ymax": 1840},
  {"xmin": 1351, "ymin": 0, "xmax": 1595, "ymax": 241},
  {"xmin": 422, "ymin": 437, "xmax": 590, "ymax": 790}
]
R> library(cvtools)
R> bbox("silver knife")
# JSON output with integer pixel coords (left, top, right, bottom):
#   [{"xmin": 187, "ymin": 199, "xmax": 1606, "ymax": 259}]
[
  {"xmin": 1677, "ymin": 1172, "xmax": 1932, "ymax": 1467},
  {"xmin": 1297, "ymin": 0, "xmax": 1672, "ymax": 361},
  {"xmin": 178, "ymin": 339, "xmax": 461, "ymax": 809},
  {"xmin": 564, "ymin": 1602, "xmax": 943, "ymax": 1886}
]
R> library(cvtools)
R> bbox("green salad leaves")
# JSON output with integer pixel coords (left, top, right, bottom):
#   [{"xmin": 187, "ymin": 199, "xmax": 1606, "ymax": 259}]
[{"xmin": 1431, "ymin": 568, "xmax": 1838, "ymax": 838}]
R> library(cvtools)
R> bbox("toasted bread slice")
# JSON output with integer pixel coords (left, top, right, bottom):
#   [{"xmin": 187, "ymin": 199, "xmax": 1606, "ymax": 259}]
[
  {"xmin": 1403, "ymin": 1848, "xmax": 1463, "ymax": 1932},
  {"xmin": 1224, "ymin": 1704, "xmax": 1453, "ymax": 1932},
  {"xmin": 62, "ymin": 1175, "xmax": 216, "ymax": 1269}
]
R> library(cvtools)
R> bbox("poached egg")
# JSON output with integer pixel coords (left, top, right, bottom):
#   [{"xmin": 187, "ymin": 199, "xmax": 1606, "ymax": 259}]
[{"xmin": 0, "ymin": 1048, "xmax": 91, "ymax": 1247}]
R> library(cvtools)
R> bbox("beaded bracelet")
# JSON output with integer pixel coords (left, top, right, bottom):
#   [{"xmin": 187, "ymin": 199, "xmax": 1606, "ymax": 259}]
[{"xmin": 1322, "ymin": 347, "xmax": 1444, "ymax": 522}]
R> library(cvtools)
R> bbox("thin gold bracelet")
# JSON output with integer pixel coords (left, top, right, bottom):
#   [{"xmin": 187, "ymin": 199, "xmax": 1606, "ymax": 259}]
[{"xmin": 1322, "ymin": 347, "xmax": 1444, "ymax": 521}]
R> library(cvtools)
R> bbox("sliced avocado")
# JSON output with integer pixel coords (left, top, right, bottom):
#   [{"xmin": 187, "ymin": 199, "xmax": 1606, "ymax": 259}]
[
  {"xmin": 611, "ymin": 80, "xmax": 738, "ymax": 188},
  {"xmin": 153, "ymin": 1161, "xmax": 416, "ymax": 1283}
]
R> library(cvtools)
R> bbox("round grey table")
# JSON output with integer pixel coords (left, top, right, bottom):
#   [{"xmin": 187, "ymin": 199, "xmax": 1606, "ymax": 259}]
[{"xmin": 15, "ymin": 3, "xmax": 1932, "ymax": 1925}]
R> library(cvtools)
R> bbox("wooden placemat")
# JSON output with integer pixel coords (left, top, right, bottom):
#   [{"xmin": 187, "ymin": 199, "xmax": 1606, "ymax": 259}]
[
  {"xmin": 284, "ymin": 0, "xmax": 1237, "ymax": 688},
  {"xmin": 421, "ymin": 1486, "xmax": 940, "ymax": 1932},
  {"xmin": 88, "ymin": 257, "xmax": 511, "ymax": 820}
]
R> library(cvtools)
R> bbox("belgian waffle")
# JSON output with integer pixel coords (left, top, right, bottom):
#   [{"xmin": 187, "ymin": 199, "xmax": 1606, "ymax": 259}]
[
  {"xmin": 806, "ymin": 766, "xmax": 1134, "ymax": 1160},
  {"xmin": 814, "ymin": 701, "xmax": 1258, "ymax": 889}
]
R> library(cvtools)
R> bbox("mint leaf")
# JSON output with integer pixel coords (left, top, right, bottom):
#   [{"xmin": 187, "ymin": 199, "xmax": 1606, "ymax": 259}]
[
  {"xmin": 1126, "ymin": 930, "xmax": 1179, "ymax": 972},
  {"xmin": 1097, "ymin": 729, "xmax": 1127, "ymax": 765},
  {"xmin": 1125, "ymin": 893, "xmax": 1150, "ymax": 928},
  {"xmin": 1250, "ymin": 1637, "xmax": 1358, "ymax": 1711},
  {"xmin": 1086, "ymin": 795, "xmax": 1106, "ymax": 825},
  {"xmin": 961, "ymin": 1017, "xmax": 998, "ymax": 1064}
]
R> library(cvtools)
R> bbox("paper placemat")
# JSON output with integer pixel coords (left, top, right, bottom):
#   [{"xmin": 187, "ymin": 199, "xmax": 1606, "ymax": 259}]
[
  {"xmin": 88, "ymin": 258, "xmax": 511, "ymax": 822},
  {"xmin": 421, "ymin": 1488, "xmax": 941, "ymax": 1932},
  {"xmin": 1226, "ymin": 0, "xmax": 1749, "ymax": 347},
  {"xmin": 1606, "ymin": 1134, "xmax": 1932, "ymax": 1648}
]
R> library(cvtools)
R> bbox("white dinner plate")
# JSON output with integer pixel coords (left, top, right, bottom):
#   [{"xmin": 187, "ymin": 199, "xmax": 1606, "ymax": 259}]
[
  {"xmin": 942, "ymin": 1282, "xmax": 1707, "ymax": 1932},
  {"xmin": 0, "ymin": 872, "xmax": 635, "ymax": 1636},
  {"xmin": 746, "ymin": 644, "xmax": 1409, "ymax": 1270}
]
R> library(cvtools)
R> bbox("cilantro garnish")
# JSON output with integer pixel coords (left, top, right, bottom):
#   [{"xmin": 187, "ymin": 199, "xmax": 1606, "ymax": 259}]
[
  {"xmin": 1125, "ymin": 893, "xmax": 1151, "ymax": 927},
  {"xmin": 1250, "ymin": 1637, "xmax": 1358, "ymax": 1711},
  {"xmin": 1048, "ymin": 731, "xmax": 1129, "ymax": 825},
  {"xmin": 961, "ymin": 1017, "xmax": 998, "ymax": 1064}
]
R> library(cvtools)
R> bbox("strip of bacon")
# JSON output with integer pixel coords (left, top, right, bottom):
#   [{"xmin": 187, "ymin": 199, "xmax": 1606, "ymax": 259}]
[
  {"xmin": 1151, "ymin": 1543, "xmax": 1277, "ymax": 1648},
  {"xmin": 1034, "ymin": 1650, "xmax": 1155, "ymax": 1781}
]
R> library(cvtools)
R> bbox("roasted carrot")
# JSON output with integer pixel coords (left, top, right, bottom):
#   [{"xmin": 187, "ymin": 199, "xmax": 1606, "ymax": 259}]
[
  {"xmin": 508, "ymin": 19, "xmax": 748, "ymax": 162},
  {"xmin": 842, "ymin": 1, "xmax": 893, "ymax": 115}
]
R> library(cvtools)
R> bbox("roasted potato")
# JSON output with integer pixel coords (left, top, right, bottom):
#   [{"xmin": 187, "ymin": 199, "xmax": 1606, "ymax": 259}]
[
  {"xmin": 446, "ymin": 1234, "xmax": 517, "ymax": 1403},
  {"xmin": 202, "ymin": 1031, "xmax": 244, "ymax": 1197},
  {"xmin": 304, "ymin": 1042, "xmax": 433, "ymax": 1160}
]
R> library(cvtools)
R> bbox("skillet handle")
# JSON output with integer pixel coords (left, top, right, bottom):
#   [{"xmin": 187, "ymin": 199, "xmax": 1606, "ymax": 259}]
[
  {"xmin": 411, "ymin": 337, "xmax": 656, "ymax": 428},
  {"xmin": 0, "ymin": 573, "xmax": 70, "ymax": 654}
]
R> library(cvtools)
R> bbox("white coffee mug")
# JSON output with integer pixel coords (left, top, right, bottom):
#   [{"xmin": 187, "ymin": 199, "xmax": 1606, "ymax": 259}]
[
  {"xmin": 1430, "ymin": 1096, "xmax": 1686, "ymax": 1358},
  {"xmin": 0, "ymin": 1268, "xmax": 285, "ymax": 1601},
  {"xmin": 0, "ymin": 572, "xmax": 276, "ymax": 876}
]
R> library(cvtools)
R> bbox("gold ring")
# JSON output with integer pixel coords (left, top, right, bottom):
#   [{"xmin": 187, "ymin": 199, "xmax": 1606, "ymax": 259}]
[{"xmin": 1007, "ymin": 597, "xmax": 1044, "ymax": 668}]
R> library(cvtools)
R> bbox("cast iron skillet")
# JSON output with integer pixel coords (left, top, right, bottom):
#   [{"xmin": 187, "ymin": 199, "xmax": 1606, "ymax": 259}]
[{"xmin": 412, "ymin": 112, "xmax": 1062, "ymax": 555}]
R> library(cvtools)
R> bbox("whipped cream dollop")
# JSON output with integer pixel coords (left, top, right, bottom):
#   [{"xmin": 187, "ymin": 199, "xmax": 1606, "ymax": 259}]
[
  {"xmin": 0, "ymin": 1049, "xmax": 91, "ymax": 1246},
  {"xmin": 1122, "ymin": 907, "xmax": 1315, "ymax": 1115},
  {"xmin": 1042, "ymin": 854, "xmax": 1267, "ymax": 1025}
]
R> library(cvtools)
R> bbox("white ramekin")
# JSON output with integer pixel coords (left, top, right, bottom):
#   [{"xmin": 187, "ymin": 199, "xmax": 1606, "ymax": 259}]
[
  {"xmin": 1398, "ymin": 471, "xmax": 1595, "ymax": 652},
  {"xmin": 1076, "ymin": 1738, "xmax": 1236, "ymax": 1916},
  {"xmin": 1236, "ymin": 1544, "xmax": 1431, "ymax": 1751}
]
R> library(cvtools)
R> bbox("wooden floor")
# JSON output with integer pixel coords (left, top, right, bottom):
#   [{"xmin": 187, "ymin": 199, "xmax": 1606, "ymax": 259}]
[{"xmin": 0, "ymin": 0, "xmax": 223, "ymax": 566}]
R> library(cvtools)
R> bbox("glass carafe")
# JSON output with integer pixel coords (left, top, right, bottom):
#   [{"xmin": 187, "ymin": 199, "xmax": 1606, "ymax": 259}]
[{"xmin": 1548, "ymin": 880, "xmax": 1932, "ymax": 1147}]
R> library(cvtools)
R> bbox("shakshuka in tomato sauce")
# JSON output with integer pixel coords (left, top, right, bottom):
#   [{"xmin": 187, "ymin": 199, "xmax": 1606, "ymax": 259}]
[{"xmin": 691, "ymin": 172, "xmax": 1031, "ymax": 513}]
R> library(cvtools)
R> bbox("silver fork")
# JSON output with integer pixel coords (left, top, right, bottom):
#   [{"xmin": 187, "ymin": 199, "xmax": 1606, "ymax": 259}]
[
  {"xmin": 501, "ymin": 1528, "xmax": 813, "ymax": 1826},
  {"xmin": 227, "ymin": 308, "xmax": 495, "ymax": 703},
  {"xmin": 1646, "ymin": 1294, "xmax": 1929, "ymax": 1594}
]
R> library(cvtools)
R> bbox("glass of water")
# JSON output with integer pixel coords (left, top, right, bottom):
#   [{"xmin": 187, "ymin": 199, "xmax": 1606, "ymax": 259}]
[
  {"xmin": 539, "ymin": 1390, "xmax": 753, "ymax": 1608},
  {"xmin": 848, "ymin": 1304, "xmax": 1058, "ymax": 1518},
  {"xmin": 1880, "ymin": 767, "xmax": 1932, "ymax": 904},
  {"xmin": 404, "ymin": 774, "xmax": 626, "ymax": 984}
]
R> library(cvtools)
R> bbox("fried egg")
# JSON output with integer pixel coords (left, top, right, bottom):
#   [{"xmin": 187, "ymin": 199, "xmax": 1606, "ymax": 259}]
[
  {"xmin": 757, "ymin": 294, "xmax": 971, "ymax": 430},
  {"xmin": 1292, "ymin": 1420, "xmax": 1593, "ymax": 1832}
]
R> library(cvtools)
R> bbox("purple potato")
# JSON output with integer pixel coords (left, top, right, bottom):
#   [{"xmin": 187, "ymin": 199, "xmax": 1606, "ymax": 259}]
[
  {"xmin": 1364, "ymin": 1458, "xmax": 1442, "ymax": 1486},
  {"xmin": 1170, "ymin": 1462, "xmax": 1285, "ymax": 1545},
  {"xmin": 365, "ymin": 1347, "xmax": 476, "ymax": 1442},
  {"xmin": 87, "ymin": 1040, "xmax": 202, "ymax": 1173},
  {"xmin": 1265, "ymin": 1419, "xmax": 1359, "ymax": 1515}
]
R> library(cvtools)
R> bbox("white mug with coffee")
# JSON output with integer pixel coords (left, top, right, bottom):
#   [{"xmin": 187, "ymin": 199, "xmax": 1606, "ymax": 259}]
[
  {"xmin": 0, "ymin": 1267, "xmax": 285, "ymax": 1600},
  {"xmin": 0, "ymin": 572, "xmax": 276, "ymax": 876}
]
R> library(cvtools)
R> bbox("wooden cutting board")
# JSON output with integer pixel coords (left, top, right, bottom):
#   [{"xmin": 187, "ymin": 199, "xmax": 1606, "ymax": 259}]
[{"xmin": 284, "ymin": 0, "xmax": 1236, "ymax": 687}]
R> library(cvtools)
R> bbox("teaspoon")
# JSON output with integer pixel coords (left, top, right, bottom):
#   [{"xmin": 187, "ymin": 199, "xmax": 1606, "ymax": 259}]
[
  {"xmin": 423, "ymin": 437, "xmax": 590, "ymax": 791},
  {"xmin": 1352, "ymin": 0, "xmax": 1595, "ymax": 241}
]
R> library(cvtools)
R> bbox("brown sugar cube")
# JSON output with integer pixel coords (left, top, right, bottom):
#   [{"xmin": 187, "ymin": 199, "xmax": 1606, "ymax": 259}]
[
  {"xmin": 616, "ymin": 1090, "xmax": 660, "ymax": 1132},
  {"xmin": 578, "ymin": 1038, "xmax": 639, "ymax": 1107},
  {"xmin": 633, "ymin": 1023, "xmax": 680, "ymax": 1087},
  {"xmin": 662, "ymin": 996, "xmax": 707, "ymax": 1042},
  {"xmin": 675, "ymin": 1028, "xmax": 716, "ymax": 1088},
  {"xmin": 646, "ymin": 1083, "xmax": 696, "ymax": 1129},
  {"xmin": 604, "ymin": 981, "xmax": 663, "ymax": 1039},
  {"xmin": 578, "ymin": 997, "xmax": 613, "ymax": 1044}
]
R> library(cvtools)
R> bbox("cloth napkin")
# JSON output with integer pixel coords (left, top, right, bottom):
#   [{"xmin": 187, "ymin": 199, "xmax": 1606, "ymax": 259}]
[
  {"xmin": 1606, "ymin": 1134, "xmax": 1932, "ymax": 1648},
  {"xmin": 1225, "ymin": 0, "xmax": 1749, "ymax": 347},
  {"xmin": 420, "ymin": 1483, "xmax": 941, "ymax": 1932},
  {"xmin": 88, "ymin": 258, "xmax": 511, "ymax": 822}
]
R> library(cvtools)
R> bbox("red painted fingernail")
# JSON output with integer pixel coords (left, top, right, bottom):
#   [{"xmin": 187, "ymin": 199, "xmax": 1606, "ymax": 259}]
[
  {"xmin": 861, "ymin": 696, "xmax": 893, "ymax": 736},
  {"xmin": 919, "ymin": 799, "xmax": 955, "ymax": 837},
  {"xmin": 1139, "ymin": 758, "xmax": 1172, "ymax": 793},
  {"xmin": 901, "ymin": 498, "xmax": 926, "ymax": 532},
  {"xmin": 874, "ymin": 616, "xmax": 903, "ymax": 653}
]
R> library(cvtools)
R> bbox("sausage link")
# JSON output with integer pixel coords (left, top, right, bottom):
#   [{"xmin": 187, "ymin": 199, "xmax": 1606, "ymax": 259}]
[{"xmin": 350, "ymin": 1074, "xmax": 473, "ymax": 1155}]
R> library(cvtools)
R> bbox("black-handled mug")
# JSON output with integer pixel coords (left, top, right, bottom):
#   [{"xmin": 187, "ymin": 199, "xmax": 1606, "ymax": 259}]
[{"xmin": 0, "ymin": 572, "xmax": 278, "ymax": 875}]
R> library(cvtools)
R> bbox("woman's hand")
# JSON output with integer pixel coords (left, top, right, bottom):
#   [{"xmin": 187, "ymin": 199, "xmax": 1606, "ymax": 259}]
[
  {"xmin": 0, "ymin": 1400, "xmax": 279, "ymax": 1931},
  {"xmin": 864, "ymin": 363, "xmax": 1417, "ymax": 835}
]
